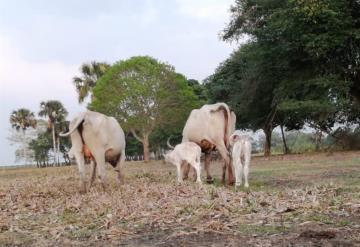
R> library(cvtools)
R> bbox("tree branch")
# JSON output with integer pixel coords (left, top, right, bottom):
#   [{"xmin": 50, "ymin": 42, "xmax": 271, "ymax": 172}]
[{"xmin": 130, "ymin": 129, "xmax": 143, "ymax": 143}]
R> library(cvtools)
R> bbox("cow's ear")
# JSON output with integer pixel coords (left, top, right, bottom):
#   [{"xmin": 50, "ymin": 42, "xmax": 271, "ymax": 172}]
[
  {"xmin": 229, "ymin": 134, "xmax": 239, "ymax": 146},
  {"xmin": 232, "ymin": 134, "xmax": 240, "ymax": 142}
]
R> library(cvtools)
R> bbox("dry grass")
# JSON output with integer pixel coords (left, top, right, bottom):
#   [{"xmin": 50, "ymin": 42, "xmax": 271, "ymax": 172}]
[{"xmin": 0, "ymin": 151, "xmax": 360, "ymax": 246}]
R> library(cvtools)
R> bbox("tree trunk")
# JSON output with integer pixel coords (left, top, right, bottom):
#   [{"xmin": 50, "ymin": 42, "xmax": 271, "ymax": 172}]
[
  {"xmin": 52, "ymin": 125, "xmax": 57, "ymax": 166},
  {"xmin": 143, "ymin": 134, "xmax": 150, "ymax": 162},
  {"xmin": 263, "ymin": 127, "xmax": 272, "ymax": 157},
  {"xmin": 315, "ymin": 130, "xmax": 322, "ymax": 151},
  {"xmin": 57, "ymin": 137, "xmax": 60, "ymax": 166},
  {"xmin": 130, "ymin": 128, "xmax": 151, "ymax": 162},
  {"xmin": 280, "ymin": 124, "xmax": 290, "ymax": 154},
  {"xmin": 22, "ymin": 130, "xmax": 27, "ymax": 165}
]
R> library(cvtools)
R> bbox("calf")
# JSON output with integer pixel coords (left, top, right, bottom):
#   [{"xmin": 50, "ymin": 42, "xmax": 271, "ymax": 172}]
[
  {"xmin": 164, "ymin": 142, "xmax": 202, "ymax": 183},
  {"xmin": 229, "ymin": 131, "xmax": 252, "ymax": 187}
]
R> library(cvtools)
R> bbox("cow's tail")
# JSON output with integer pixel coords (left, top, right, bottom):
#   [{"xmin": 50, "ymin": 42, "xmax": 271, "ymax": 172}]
[
  {"xmin": 167, "ymin": 136, "xmax": 175, "ymax": 149},
  {"xmin": 59, "ymin": 112, "xmax": 86, "ymax": 137},
  {"xmin": 210, "ymin": 103, "xmax": 231, "ymax": 147}
]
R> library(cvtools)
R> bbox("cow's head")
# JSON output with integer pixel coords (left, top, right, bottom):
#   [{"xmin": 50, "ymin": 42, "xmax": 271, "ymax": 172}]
[
  {"xmin": 163, "ymin": 150, "xmax": 174, "ymax": 164},
  {"xmin": 229, "ymin": 131, "xmax": 242, "ymax": 146}
]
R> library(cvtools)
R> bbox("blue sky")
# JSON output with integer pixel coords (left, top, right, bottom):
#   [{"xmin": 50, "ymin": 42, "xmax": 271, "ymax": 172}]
[{"xmin": 0, "ymin": 0, "xmax": 238, "ymax": 165}]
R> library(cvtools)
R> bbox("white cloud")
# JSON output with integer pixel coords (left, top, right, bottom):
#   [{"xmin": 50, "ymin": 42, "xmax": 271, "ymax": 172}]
[
  {"xmin": 0, "ymin": 35, "xmax": 79, "ymax": 101},
  {"xmin": 175, "ymin": 0, "xmax": 233, "ymax": 21},
  {"xmin": 0, "ymin": 34, "xmax": 86, "ymax": 165}
]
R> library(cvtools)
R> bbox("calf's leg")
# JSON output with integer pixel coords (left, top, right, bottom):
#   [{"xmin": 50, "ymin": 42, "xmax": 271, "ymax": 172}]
[
  {"xmin": 189, "ymin": 160, "xmax": 202, "ymax": 184},
  {"xmin": 176, "ymin": 162, "xmax": 183, "ymax": 183},
  {"xmin": 243, "ymin": 155, "xmax": 250, "ymax": 188},
  {"xmin": 182, "ymin": 162, "xmax": 190, "ymax": 180}
]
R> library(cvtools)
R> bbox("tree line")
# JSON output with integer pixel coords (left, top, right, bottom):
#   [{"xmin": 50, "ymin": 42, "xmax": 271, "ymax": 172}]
[
  {"xmin": 9, "ymin": 0, "xmax": 360, "ymax": 165},
  {"xmin": 9, "ymin": 101, "xmax": 70, "ymax": 167},
  {"xmin": 206, "ymin": 0, "xmax": 360, "ymax": 155}
]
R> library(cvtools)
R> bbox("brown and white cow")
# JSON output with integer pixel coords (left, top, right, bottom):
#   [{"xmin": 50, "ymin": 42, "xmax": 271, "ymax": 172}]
[{"xmin": 181, "ymin": 103, "xmax": 236, "ymax": 185}]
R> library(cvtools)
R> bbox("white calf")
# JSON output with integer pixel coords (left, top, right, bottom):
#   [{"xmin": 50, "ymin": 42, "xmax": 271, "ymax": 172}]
[
  {"xmin": 229, "ymin": 131, "xmax": 252, "ymax": 187},
  {"xmin": 164, "ymin": 142, "xmax": 202, "ymax": 183}
]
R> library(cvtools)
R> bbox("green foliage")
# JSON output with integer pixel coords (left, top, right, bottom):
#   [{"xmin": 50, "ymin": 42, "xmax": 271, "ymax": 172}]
[
  {"xmin": 38, "ymin": 100, "xmax": 68, "ymax": 125},
  {"xmin": 205, "ymin": 42, "xmax": 281, "ymax": 131},
  {"xmin": 325, "ymin": 126, "xmax": 360, "ymax": 150},
  {"xmin": 205, "ymin": 42, "xmax": 282, "ymax": 155},
  {"xmin": 38, "ymin": 100, "xmax": 68, "ymax": 166},
  {"xmin": 286, "ymin": 131, "xmax": 317, "ymax": 153},
  {"xmin": 91, "ymin": 56, "xmax": 195, "ymax": 131},
  {"xmin": 90, "ymin": 56, "xmax": 200, "ymax": 158},
  {"xmin": 223, "ymin": 0, "xmax": 360, "ymax": 103},
  {"xmin": 125, "ymin": 134, "xmax": 143, "ymax": 156},
  {"xmin": 187, "ymin": 79, "xmax": 208, "ymax": 103},
  {"xmin": 207, "ymin": 0, "xmax": 360, "ymax": 155},
  {"xmin": 28, "ymin": 131, "xmax": 52, "ymax": 166}
]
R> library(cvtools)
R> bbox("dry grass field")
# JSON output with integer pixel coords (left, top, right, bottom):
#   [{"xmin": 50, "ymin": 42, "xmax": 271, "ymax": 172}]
[{"xmin": 1, "ymin": 151, "xmax": 360, "ymax": 246}]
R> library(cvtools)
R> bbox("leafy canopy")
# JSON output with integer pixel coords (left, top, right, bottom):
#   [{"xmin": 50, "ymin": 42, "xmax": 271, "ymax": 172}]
[{"xmin": 90, "ymin": 55, "xmax": 200, "ymax": 140}]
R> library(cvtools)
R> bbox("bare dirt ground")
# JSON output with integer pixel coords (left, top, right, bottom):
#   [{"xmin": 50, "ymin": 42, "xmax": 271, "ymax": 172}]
[{"xmin": 0, "ymin": 151, "xmax": 360, "ymax": 246}]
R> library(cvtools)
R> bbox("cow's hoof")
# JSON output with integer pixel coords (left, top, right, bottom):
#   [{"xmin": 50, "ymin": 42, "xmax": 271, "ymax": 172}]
[
  {"xmin": 228, "ymin": 180, "xmax": 235, "ymax": 186},
  {"xmin": 101, "ymin": 183, "xmax": 109, "ymax": 192},
  {"xmin": 206, "ymin": 177, "xmax": 214, "ymax": 184},
  {"xmin": 79, "ymin": 182, "xmax": 87, "ymax": 194}
]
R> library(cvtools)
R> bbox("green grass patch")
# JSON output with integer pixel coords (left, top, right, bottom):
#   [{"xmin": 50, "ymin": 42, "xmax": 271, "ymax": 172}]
[{"xmin": 237, "ymin": 224, "xmax": 285, "ymax": 235}]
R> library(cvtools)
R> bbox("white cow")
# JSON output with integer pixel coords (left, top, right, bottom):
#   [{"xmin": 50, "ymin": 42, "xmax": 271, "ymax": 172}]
[
  {"xmin": 164, "ymin": 142, "xmax": 202, "ymax": 183},
  {"xmin": 229, "ymin": 130, "xmax": 252, "ymax": 187},
  {"xmin": 60, "ymin": 111, "xmax": 126, "ymax": 193},
  {"xmin": 181, "ymin": 103, "xmax": 236, "ymax": 185}
]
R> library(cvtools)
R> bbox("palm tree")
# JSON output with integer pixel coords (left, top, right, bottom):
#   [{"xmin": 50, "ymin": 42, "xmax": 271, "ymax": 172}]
[
  {"xmin": 38, "ymin": 100, "xmax": 68, "ymax": 166},
  {"xmin": 9, "ymin": 108, "xmax": 37, "ymax": 164},
  {"xmin": 73, "ymin": 61, "xmax": 110, "ymax": 103}
]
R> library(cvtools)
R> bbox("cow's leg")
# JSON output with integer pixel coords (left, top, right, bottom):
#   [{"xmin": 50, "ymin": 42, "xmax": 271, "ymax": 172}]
[
  {"xmin": 74, "ymin": 151, "xmax": 87, "ymax": 193},
  {"xmin": 182, "ymin": 161, "xmax": 190, "ymax": 180},
  {"xmin": 114, "ymin": 150, "xmax": 125, "ymax": 186},
  {"xmin": 92, "ymin": 151, "xmax": 108, "ymax": 191},
  {"xmin": 217, "ymin": 144, "xmax": 235, "ymax": 185},
  {"xmin": 89, "ymin": 160, "xmax": 97, "ymax": 188},
  {"xmin": 204, "ymin": 152, "xmax": 213, "ymax": 183}
]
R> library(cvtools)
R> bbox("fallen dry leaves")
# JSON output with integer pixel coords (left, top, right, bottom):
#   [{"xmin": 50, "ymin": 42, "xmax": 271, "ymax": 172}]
[{"xmin": 0, "ymin": 152, "xmax": 359, "ymax": 246}]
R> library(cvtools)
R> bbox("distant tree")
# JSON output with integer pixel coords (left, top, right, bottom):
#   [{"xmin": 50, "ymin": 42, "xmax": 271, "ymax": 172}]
[
  {"xmin": 9, "ymin": 108, "xmax": 37, "ymax": 164},
  {"xmin": 38, "ymin": 100, "xmax": 68, "ymax": 166},
  {"xmin": 10, "ymin": 108, "xmax": 37, "ymax": 131},
  {"xmin": 28, "ymin": 131, "xmax": 52, "ymax": 167},
  {"xmin": 73, "ymin": 61, "xmax": 110, "ymax": 103},
  {"xmin": 205, "ymin": 43, "xmax": 283, "ymax": 156},
  {"xmin": 56, "ymin": 120, "xmax": 72, "ymax": 165},
  {"xmin": 90, "ymin": 56, "xmax": 200, "ymax": 161},
  {"xmin": 212, "ymin": 0, "xmax": 360, "ymax": 155}
]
